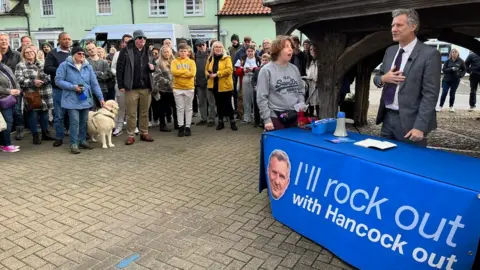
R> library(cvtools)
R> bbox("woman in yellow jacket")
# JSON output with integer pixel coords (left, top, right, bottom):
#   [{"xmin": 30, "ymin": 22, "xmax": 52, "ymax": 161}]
[{"xmin": 205, "ymin": 41, "xmax": 238, "ymax": 131}]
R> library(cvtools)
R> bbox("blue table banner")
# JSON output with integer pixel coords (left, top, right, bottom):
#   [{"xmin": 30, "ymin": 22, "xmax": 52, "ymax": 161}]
[{"xmin": 260, "ymin": 129, "xmax": 480, "ymax": 270}]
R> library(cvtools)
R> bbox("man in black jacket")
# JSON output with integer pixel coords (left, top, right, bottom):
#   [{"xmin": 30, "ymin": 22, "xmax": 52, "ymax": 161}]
[
  {"xmin": 465, "ymin": 52, "xmax": 480, "ymax": 111},
  {"xmin": 117, "ymin": 30, "xmax": 155, "ymax": 145},
  {"xmin": 0, "ymin": 33, "xmax": 24, "ymax": 140},
  {"xmin": 44, "ymin": 32, "xmax": 71, "ymax": 147}
]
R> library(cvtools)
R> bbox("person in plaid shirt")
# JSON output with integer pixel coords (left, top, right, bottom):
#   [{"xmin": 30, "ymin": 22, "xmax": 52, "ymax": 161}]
[{"xmin": 15, "ymin": 45, "xmax": 54, "ymax": 145}]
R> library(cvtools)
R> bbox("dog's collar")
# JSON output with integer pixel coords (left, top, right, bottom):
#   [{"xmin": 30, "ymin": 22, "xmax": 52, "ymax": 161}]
[{"xmin": 104, "ymin": 107, "xmax": 115, "ymax": 114}]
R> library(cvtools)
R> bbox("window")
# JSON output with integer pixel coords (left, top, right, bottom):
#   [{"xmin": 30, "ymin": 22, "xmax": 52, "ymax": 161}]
[
  {"xmin": 0, "ymin": 0, "xmax": 11, "ymax": 13},
  {"xmin": 185, "ymin": 0, "xmax": 204, "ymax": 16},
  {"xmin": 41, "ymin": 0, "xmax": 54, "ymax": 17},
  {"xmin": 150, "ymin": 0, "xmax": 167, "ymax": 17},
  {"xmin": 97, "ymin": 0, "xmax": 112, "ymax": 15}
]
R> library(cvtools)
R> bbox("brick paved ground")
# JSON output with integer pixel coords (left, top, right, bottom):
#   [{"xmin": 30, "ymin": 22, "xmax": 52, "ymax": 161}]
[{"xmin": 0, "ymin": 121, "xmax": 354, "ymax": 270}]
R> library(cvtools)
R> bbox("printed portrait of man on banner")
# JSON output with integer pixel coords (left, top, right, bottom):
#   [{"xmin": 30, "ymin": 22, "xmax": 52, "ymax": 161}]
[{"xmin": 268, "ymin": 149, "xmax": 291, "ymax": 200}]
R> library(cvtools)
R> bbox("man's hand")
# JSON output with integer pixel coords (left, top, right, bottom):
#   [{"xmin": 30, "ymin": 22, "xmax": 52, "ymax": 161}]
[
  {"xmin": 264, "ymin": 122, "xmax": 274, "ymax": 131},
  {"xmin": 209, "ymin": 73, "xmax": 217, "ymax": 78},
  {"xmin": 381, "ymin": 66, "xmax": 406, "ymax": 85},
  {"xmin": 405, "ymin": 128, "xmax": 424, "ymax": 142},
  {"xmin": 9, "ymin": 89, "xmax": 21, "ymax": 96},
  {"xmin": 75, "ymin": 86, "xmax": 82, "ymax": 93},
  {"xmin": 34, "ymin": 80, "xmax": 44, "ymax": 87},
  {"xmin": 148, "ymin": 63, "xmax": 154, "ymax": 71},
  {"xmin": 100, "ymin": 100, "xmax": 105, "ymax": 108},
  {"xmin": 119, "ymin": 88, "xmax": 125, "ymax": 93}
]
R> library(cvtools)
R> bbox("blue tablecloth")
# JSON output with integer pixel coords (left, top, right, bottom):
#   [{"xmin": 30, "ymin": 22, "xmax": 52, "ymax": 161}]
[
  {"xmin": 259, "ymin": 128, "xmax": 479, "ymax": 193},
  {"xmin": 259, "ymin": 128, "xmax": 480, "ymax": 270}
]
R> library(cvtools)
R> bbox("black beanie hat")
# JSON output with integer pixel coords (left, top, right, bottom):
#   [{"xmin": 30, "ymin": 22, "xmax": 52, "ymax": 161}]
[
  {"xmin": 71, "ymin": 42, "xmax": 85, "ymax": 56},
  {"xmin": 231, "ymin": 34, "xmax": 239, "ymax": 42}
]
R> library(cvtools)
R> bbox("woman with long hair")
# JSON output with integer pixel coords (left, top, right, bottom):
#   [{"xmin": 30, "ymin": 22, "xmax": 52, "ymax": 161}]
[
  {"xmin": 15, "ymin": 44, "xmax": 55, "ymax": 145},
  {"xmin": 437, "ymin": 48, "xmax": 466, "ymax": 112},
  {"xmin": 256, "ymin": 36, "xmax": 306, "ymax": 131},
  {"xmin": 153, "ymin": 45, "xmax": 178, "ymax": 131},
  {"xmin": 205, "ymin": 41, "xmax": 238, "ymax": 131}
]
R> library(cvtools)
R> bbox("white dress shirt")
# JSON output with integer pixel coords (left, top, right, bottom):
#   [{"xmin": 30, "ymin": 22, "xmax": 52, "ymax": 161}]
[{"xmin": 386, "ymin": 38, "xmax": 418, "ymax": 110}]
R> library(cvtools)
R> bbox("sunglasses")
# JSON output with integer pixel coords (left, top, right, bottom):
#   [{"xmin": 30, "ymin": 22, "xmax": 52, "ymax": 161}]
[
  {"xmin": 76, "ymin": 52, "xmax": 85, "ymax": 56},
  {"xmin": 136, "ymin": 37, "xmax": 146, "ymax": 40}
]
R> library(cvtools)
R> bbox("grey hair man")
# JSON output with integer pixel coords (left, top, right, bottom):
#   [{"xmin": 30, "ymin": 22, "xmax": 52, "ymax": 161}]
[{"xmin": 373, "ymin": 9, "xmax": 440, "ymax": 146}]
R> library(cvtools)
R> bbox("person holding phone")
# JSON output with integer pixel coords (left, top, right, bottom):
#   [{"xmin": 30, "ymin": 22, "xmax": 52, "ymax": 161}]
[
  {"xmin": 55, "ymin": 44, "xmax": 104, "ymax": 154},
  {"xmin": 235, "ymin": 45, "xmax": 261, "ymax": 124}
]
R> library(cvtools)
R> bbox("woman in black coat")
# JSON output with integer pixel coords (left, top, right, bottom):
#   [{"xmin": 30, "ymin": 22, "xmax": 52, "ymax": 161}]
[{"xmin": 437, "ymin": 49, "xmax": 466, "ymax": 112}]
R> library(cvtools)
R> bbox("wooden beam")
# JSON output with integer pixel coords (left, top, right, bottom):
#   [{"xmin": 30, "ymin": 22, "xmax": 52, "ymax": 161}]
[
  {"xmin": 336, "ymin": 31, "xmax": 393, "ymax": 80},
  {"xmin": 271, "ymin": 3, "xmax": 480, "ymax": 35},
  {"xmin": 269, "ymin": 0, "xmax": 480, "ymax": 22}
]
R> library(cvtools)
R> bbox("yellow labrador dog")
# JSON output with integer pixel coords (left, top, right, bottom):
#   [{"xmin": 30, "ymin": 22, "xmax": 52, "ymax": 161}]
[{"xmin": 87, "ymin": 100, "xmax": 119, "ymax": 149}]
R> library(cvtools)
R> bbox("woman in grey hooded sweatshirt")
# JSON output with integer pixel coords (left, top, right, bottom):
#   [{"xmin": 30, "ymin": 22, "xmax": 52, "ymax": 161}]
[{"xmin": 256, "ymin": 36, "xmax": 305, "ymax": 131}]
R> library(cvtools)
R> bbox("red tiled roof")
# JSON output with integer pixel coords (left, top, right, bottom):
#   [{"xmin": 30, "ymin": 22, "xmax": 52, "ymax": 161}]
[{"xmin": 218, "ymin": 0, "xmax": 271, "ymax": 16}]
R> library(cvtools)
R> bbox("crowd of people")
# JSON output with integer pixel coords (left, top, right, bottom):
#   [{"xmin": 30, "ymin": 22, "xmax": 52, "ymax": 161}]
[
  {"xmin": 2, "ymin": 8, "xmax": 480, "ymax": 153},
  {"xmin": 0, "ymin": 29, "xmax": 313, "ymax": 154}
]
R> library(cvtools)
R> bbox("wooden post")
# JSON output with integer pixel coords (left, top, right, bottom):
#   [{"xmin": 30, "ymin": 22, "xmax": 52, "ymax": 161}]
[
  {"xmin": 354, "ymin": 62, "xmax": 372, "ymax": 126},
  {"xmin": 314, "ymin": 32, "xmax": 347, "ymax": 118}
]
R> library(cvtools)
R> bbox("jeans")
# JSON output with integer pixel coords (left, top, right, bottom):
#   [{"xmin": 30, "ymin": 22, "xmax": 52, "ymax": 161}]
[
  {"xmin": 0, "ymin": 107, "xmax": 13, "ymax": 146},
  {"xmin": 53, "ymin": 88, "xmax": 68, "ymax": 139},
  {"xmin": 28, "ymin": 110, "xmax": 49, "ymax": 134},
  {"xmin": 67, "ymin": 109, "xmax": 88, "ymax": 146},
  {"xmin": 197, "ymin": 85, "xmax": 216, "ymax": 122},
  {"xmin": 159, "ymin": 92, "xmax": 177, "ymax": 126},
  {"xmin": 242, "ymin": 75, "xmax": 254, "ymax": 122},
  {"xmin": 439, "ymin": 80, "xmax": 460, "ymax": 108},
  {"xmin": 14, "ymin": 94, "xmax": 24, "ymax": 128},
  {"xmin": 470, "ymin": 73, "xmax": 480, "ymax": 108},
  {"xmin": 233, "ymin": 74, "xmax": 238, "ymax": 112},
  {"xmin": 115, "ymin": 85, "xmax": 126, "ymax": 129}
]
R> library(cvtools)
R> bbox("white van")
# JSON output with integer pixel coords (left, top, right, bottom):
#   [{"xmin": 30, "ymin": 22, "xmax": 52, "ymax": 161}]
[{"xmin": 79, "ymin": 23, "xmax": 193, "ymax": 49}]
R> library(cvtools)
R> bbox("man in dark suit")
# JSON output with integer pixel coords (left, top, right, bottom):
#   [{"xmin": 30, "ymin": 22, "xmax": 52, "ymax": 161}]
[{"xmin": 374, "ymin": 9, "xmax": 441, "ymax": 146}]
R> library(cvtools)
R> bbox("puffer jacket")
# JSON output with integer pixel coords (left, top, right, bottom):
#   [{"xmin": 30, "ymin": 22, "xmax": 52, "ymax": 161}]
[{"xmin": 55, "ymin": 56, "xmax": 104, "ymax": 110}]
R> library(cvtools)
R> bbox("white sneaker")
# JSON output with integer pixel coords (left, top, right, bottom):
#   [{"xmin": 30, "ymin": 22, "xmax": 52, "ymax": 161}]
[
  {"xmin": 148, "ymin": 121, "xmax": 153, "ymax": 127},
  {"xmin": 449, "ymin": 107, "xmax": 455, "ymax": 113},
  {"xmin": 436, "ymin": 106, "xmax": 442, "ymax": 112},
  {"xmin": 153, "ymin": 120, "xmax": 160, "ymax": 127},
  {"xmin": 113, "ymin": 127, "xmax": 123, "ymax": 136},
  {"xmin": 469, "ymin": 106, "xmax": 476, "ymax": 112},
  {"xmin": 135, "ymin": 127, "xmax": 140, "ymax": 135}
]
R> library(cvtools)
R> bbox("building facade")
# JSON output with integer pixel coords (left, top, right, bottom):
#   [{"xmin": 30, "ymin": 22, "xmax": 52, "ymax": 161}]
[{"xmin": 0, "ymin": 0, "xmax": 224, "ymax": 49}]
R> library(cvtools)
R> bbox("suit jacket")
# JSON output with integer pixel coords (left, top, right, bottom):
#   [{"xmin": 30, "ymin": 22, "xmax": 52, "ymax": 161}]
[{"xmin": 373, "ymin": 41, "xmax": 441, "ymax": 134}]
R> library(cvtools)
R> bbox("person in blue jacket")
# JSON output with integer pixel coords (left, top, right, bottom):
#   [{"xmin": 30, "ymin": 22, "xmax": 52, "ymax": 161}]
[{"xmin": 55, "ymin": 44, "xmax": 104, "ymax": 154}]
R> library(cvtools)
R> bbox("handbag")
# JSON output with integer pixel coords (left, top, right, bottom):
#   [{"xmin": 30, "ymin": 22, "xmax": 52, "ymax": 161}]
[
  {"xmin": 274, "ymin": 110, "xmax": 298, "ymax": 126},
  {"xmin": 24, "ymin": 66, "xmax": 43, "ymax": 110},
  {"xmin": 24, "ymin": 90, "xmax": 42, "ymax": 110},
  {"xmin": 0, "ymin": 112, "xmax": 6, "ymax": 132},
  {"xmin": 0, "ymin": 95, "xmax": 17, "ymax": 109}
]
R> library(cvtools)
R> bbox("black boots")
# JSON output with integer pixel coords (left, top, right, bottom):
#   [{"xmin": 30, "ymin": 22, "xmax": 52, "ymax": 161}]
[
  {"xmin": 216, "ymin": 122, "xmax": 225, "ymax": 130},
  {"xmin": 15, "ymin": 126, "xmax": 24, "ymax": 140},
  {"xmin": 160, "ymin": 124, "xmax": 171, "ymax": 132},
  {"xmin": 33, "ymin": 133, "xmax": 41, "ymax": 145},
  {"xmin": 42, "ymin": 130, "xmax": 55, "ymax": 141},
  {"xmin": 230, "ymin": 121, "xmax": 238, "ymax": 131},
  {"xmin": 178, "ymin": 126, "xmax": 185, "ymax": 137}
]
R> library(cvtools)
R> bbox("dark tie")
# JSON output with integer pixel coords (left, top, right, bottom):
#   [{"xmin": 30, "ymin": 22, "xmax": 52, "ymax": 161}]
[{"xmin": 383, "ymin": 48, "xmax": 405, "ymax": 105}]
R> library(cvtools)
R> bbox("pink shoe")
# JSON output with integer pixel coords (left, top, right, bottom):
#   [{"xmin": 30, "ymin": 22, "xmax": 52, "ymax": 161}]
[
  {"xmin": 0, "ymin": 145, "xmax": 19, "ymax": 149},
  {"xmin": 1, "ymin": 146, "xmax": 20, "ymax": 153}
]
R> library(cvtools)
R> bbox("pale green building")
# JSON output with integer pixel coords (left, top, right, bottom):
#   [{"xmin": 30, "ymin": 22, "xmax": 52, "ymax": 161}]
[{"xmin": 0, "ymin": 0, "xmax": 309, "ymax": 50}]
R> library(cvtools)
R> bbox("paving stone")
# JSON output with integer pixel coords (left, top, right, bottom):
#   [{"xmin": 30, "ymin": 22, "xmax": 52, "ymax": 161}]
[{"xmin": 0, "ymin": 122, "xmax": 356, "ymax": 270}]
